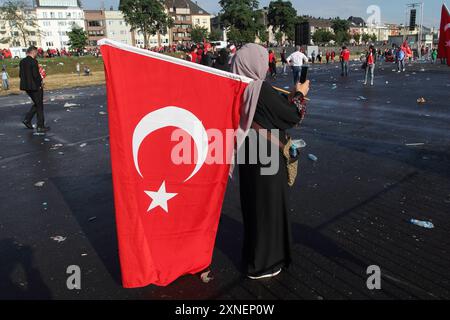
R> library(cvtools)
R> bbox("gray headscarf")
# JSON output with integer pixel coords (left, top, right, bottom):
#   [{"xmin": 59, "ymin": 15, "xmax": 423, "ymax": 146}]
[{"xmin": 231, "ymin": 43, "xmax": 268, "ymax": 153}]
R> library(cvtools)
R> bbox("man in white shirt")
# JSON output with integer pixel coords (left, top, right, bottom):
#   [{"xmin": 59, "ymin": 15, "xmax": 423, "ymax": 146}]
[{"xmin": 287, "ymin": 46, "xmax": 309, "ymax": 84}]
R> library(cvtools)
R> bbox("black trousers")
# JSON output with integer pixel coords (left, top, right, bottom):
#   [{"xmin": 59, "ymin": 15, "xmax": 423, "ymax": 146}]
[{"xmin": 24, "ymin": 89, "xmax": 45, "ymax": 128}]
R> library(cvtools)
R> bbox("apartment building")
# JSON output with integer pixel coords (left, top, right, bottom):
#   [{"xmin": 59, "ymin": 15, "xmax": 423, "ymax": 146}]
[{"xmin": 35, "ymin": 0, "xmax": 85, "ymax": 50}]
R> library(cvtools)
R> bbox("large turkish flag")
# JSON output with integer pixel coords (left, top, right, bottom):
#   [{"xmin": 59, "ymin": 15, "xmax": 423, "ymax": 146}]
[
  {"xmin": 438, "ymin": 4, "xmax": 450, "ymax": 66},
  {"xmin": 100, "ymin": 39, "xmax": 250, "ymax": 288}
]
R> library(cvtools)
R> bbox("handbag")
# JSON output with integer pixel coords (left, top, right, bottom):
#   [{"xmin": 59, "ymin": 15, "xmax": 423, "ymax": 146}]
[
  {"xmin": 282, "ymin": 137, "xmax": 299, "ymax": 187},
  {"xmin": 251, "ymin": 122, "xmax": 299, "ymax": 187}
]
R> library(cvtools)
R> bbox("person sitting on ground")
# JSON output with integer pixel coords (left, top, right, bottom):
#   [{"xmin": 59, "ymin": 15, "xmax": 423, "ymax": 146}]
[{"xmin": 84, "ymin": 66, "xmax": 91, "ymax": 76}]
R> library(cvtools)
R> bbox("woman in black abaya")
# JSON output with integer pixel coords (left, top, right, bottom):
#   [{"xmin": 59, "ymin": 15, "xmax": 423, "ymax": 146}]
[{"xmin": 231, "ymin": 44, "xmax": 309, "ymax": 279}]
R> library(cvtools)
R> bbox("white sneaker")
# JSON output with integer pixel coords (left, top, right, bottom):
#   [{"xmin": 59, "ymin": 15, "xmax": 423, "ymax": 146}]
[{"xmin": 248, "ymin": 268, "xmax": 282, "ymax": 280}]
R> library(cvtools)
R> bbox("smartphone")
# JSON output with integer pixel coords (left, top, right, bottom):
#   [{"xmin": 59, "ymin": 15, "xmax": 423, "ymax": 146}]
[{"xmin": 299, "ymin": 66, "xmax": 308, "ymax": 84}]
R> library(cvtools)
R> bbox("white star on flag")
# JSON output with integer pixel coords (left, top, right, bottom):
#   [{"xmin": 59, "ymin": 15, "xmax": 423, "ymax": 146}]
[{"xmin": 145, "ymin": 182, "xmax": 177, "ymax": 213}]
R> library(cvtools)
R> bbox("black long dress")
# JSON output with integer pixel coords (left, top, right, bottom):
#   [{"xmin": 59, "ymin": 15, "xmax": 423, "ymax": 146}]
[{"xmin": 239, "ymin": 81, "xmax": 302, "ymax": 278}]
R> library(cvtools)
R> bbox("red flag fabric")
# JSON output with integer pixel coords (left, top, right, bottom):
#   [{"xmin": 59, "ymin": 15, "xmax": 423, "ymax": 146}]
[
  {"xmin": 438, "ymin": 4, "xmax": 450, "ymax": 66},
  {"xmin": 99, "ymin": 39, "xmax": 251, "ymax": 288}
]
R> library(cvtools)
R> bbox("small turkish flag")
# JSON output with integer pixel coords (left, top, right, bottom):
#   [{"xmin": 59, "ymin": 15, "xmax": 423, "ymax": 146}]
[
  {"xmin": 100, "ymin": 39, "xmax": 250, "ymax": 288},
  {"xmin": 438, "ymin": 4, "xmax": 450, "ymax": 66}
]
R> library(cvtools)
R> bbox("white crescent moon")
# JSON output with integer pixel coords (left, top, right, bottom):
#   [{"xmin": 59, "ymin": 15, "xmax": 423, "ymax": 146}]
[
  {"xmin": 445, "ymin": 23, "xmax": 450, "ymax": 32},
  {"xmin": 132, "ymin": 106, "xmax": 208, "ymax": 182}
]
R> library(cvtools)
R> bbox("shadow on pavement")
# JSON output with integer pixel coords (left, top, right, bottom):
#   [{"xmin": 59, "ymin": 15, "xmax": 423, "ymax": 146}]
[
  {"xmin": 0, "ymin": 239, "xmax": 52, "ymax": 299},
  {"xmin": 51, "ymin": 174, "xmax": 122, "ymax": 285}
]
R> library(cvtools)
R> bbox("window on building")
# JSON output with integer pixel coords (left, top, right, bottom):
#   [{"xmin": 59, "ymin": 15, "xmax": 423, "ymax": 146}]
[
  {"xmin": 46, "ymin": 42, "xmax": 53, "ymax": 47},
  {"xmin": 58, "ymin": 12, "xmax": 63, "ymax": 19},
  {"xmin": 43, "ymin": 12, "xmax": 48, "ymax": 18},
  {"xmin": 88, "ymin": 21, "xmax": 102, "ymax": 27},
  {"xmin": 50, "ymin": 12, "xmax": 55, "ymax": 18}
]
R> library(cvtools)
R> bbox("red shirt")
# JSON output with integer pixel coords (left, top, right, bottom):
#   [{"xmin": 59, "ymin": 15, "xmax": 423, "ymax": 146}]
[
  {"xmin": 367, "ymin": 52, "xmax": 374, "ymax": 65},
  {"xmin": 269, "ymin": 52, "xmax": 275, "ymax": 63},
  {"xmin": 341, "ymin": 49, "xmax": 350, "ymax": 61},
  {"xmin": 190, "ymin": 52, "xmax": 198, "ymax": 63}
]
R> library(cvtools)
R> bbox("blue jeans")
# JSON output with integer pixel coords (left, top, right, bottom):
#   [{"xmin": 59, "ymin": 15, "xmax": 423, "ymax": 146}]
[
  {"xmin": 2, "ymin": 79, "xmax": 8, "ymax": 90},
  {"xmin": 292, "ymin": 66, "xmax": 301, "ymax": 84},
  {"xmin": 341, "ymin": 61, "xmax": 349, "ymax": 76},
  {"xmin": 397, "ymin": 59, "xmax": 405, "ymax": 71},
  {"xmin": 364, "ymin": 64, "xmax": 375, "ymax": 85}
]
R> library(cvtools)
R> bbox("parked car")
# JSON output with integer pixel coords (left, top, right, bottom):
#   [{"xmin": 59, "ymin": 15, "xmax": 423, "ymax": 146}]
[
  {"xmin": 10, "ymin": 47, "xmax": 27, "ymax": 59},
  {"xmin": 211, "ymin": 41, "xmax": 228, "ymax": 50}
]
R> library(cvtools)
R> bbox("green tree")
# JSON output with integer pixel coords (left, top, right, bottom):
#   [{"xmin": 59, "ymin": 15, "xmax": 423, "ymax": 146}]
[
  {"xmin": 331, "ymin": 18, "xmax": 350, "ymax": 33},
  {"xmin": 258, "ymin": 30, "xmax": 269, "ymax": 44},
  {"xmin": 335, "ymin": 30, "xmax": 351, "ymax": 45},
  {"xmin": 274, "ymin": 31, "xmax": 284, "ymax": 45},
  {"xmin": 67, "ymin": 26, "xmax": 88, "ymax": 52},
  {"xmin": 267, "ymin": 0, "xmax": 297, "ymax": 41},
  {"xmin": 361, "ymin": 33, "xmax": 370, "ymax": 44},
  {"xmin": 209, "ymin": 29, "xmax": 223, "ymax": 41},
  {"xmin": 219, "ymin": 0, "xmax": 265, "ymax": 44},
  {"xmin": 119, "ymin": 0, "xmax": 173, "ymax": 48},
  {"xmin": 0, "ymin": 0, "xmax": 38, "ymax": 47},
  {"xmin": 353, "ymin": 33, "xmax": 361, "ymax": 44},
  {"xmin": 312, "ymin": 29, "xmax": 335, "ymax": 45},
  {"xmin": 370, "ymin": 33, "xmax": 377, "ymax": 43},
  {"xmin": 190, "ymin": 25, "xmax": 209, "ymax": 43}
]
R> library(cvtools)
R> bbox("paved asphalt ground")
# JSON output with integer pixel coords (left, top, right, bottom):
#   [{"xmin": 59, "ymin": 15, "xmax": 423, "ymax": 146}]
[{"xmin": 0, "ymin": 60, "xmax": 449, "ymax": 300}]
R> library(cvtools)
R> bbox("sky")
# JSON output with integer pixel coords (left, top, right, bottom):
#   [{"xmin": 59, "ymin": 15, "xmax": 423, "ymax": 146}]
[
  {"xmin": 0, "ymin": 0, "xmax": 446, "ymax": 28},
  {"xmin": 81, "ymin": 0, "xmax": 446, "ymax": 28}
]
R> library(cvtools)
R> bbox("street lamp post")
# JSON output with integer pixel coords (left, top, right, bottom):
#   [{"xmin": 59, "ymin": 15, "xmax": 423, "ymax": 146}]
[{"xmin": 405, "ymin": 2, "xmax": 424, "ymax": 59}]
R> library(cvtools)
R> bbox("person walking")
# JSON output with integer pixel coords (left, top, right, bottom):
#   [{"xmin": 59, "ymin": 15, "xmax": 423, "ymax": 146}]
[
  {"xmin": 201, "ymin": 43, "xmax": 214, "ymax": 67},
  {"xmin": 76, "ymin": 62, "xmax": 81, "ymax": 76},
  {"xmin": 287, "ymin": 46, "xmax": 309, "ymax": 84},
  {"xmin": 340, "ymin": 46, "xmax": 350, "ymax": 77},
  {"xmin": 396, "ymin": 45, "xmax": 406, "ymax": 72},
  {"xmin": 231, "ymin": 43, "xmax": 310, "ymax": 280},
  {"xmin": 268, "ymin": 50, "xmax": 277, "ymax": 79},
  {"xmin": 431, "ymin": 48, "xmax": 438, "ymax": 64},
  {"xmin": 311, "ymin": 50, "xmax": 316, "ymax": 64},
  {"xmin": 281, "ymin": 48, "xmax": 288, "ymax": 75},
  {"xmin": 20, "ymin": 46, "xmax": 49, "ymax": 134},
  {"xmin": 364, "ymin": 45, "xmax": 376, "ymax": 86},
  {"xmin": 331, "ymin": 50, "xmax": 336, "ymax": 63},
  {"xmin": 326, "ymin": 51, "xmax": 331, "ymax": 64},
  {"xmin": 317, "ymin": 50, "xmax": 322, "ymax": 63},
  {"xmin": 1, "ymin": 67, "xmax": 9, "ymax": 90}
]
